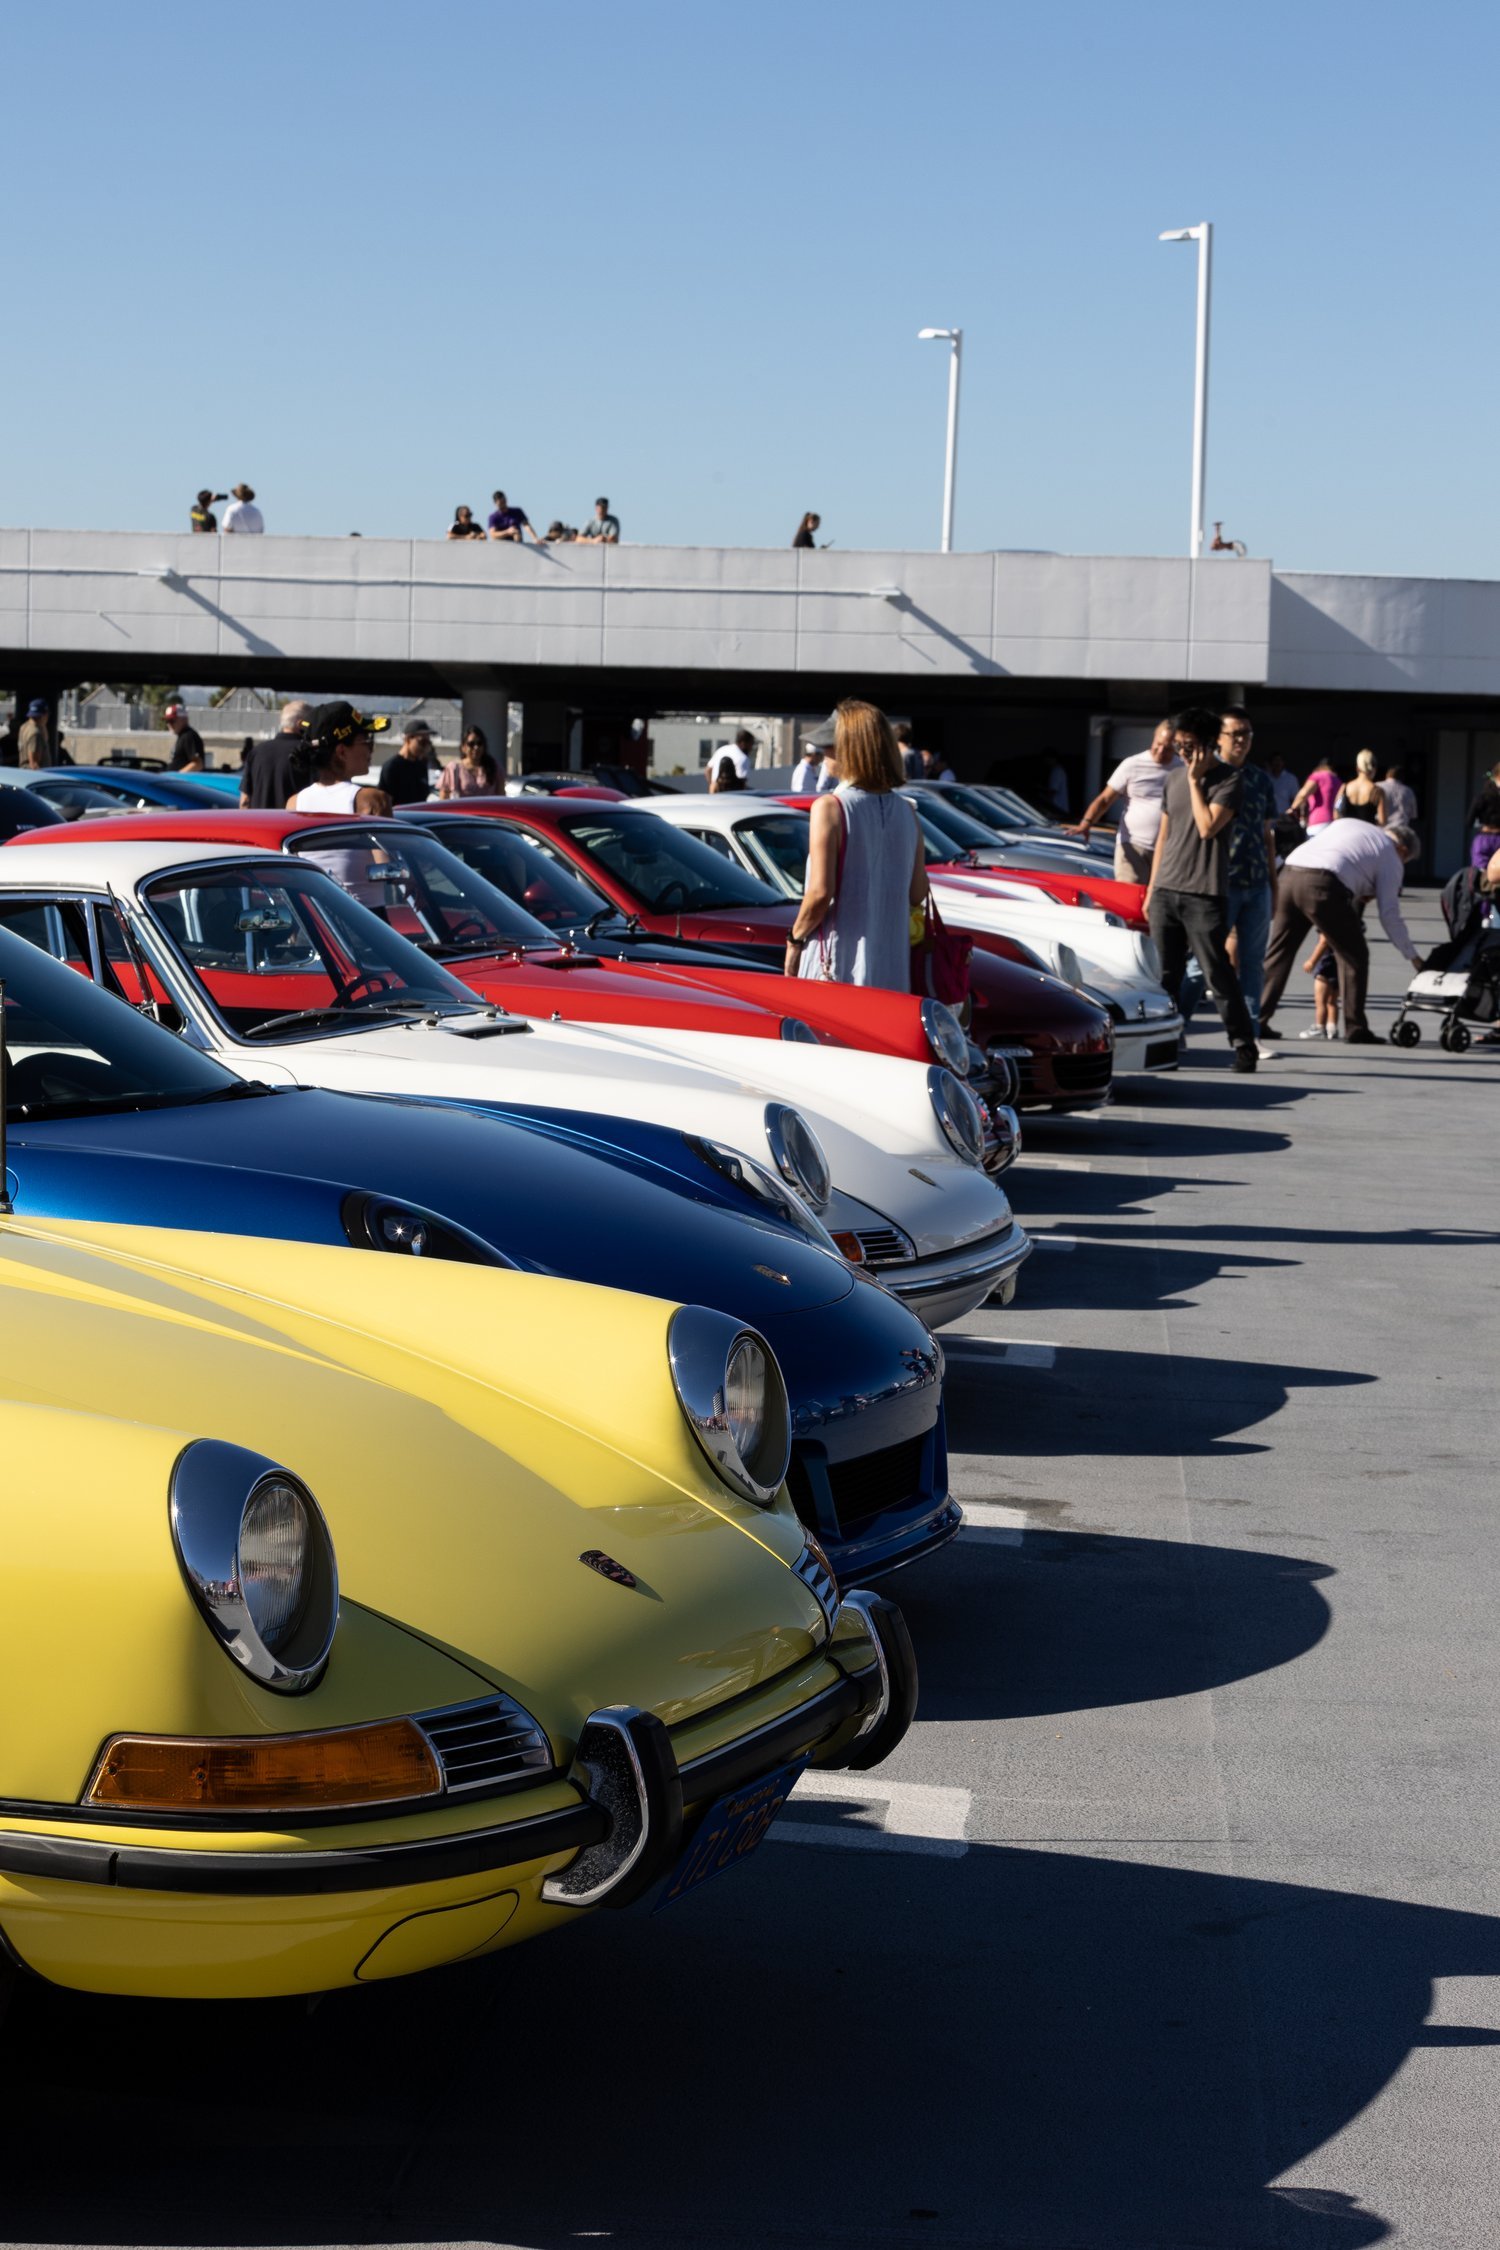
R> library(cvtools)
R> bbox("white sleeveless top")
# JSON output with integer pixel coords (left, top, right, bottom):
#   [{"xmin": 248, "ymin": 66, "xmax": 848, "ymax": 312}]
[{"xmin": 800, "ymin": 783, "xmax": 918, "ymax": 990}]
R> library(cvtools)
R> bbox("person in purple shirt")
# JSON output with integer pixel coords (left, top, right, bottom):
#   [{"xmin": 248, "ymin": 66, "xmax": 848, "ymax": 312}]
[{"xmin": 487, "ymin": 490, "xmax": 544, "ymax": 546}]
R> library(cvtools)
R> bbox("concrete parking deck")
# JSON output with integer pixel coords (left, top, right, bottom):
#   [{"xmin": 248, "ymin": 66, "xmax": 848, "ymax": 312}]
[{"xmin": 5, "ymin": 891, "xmax": 1497, "ymax": 2250}]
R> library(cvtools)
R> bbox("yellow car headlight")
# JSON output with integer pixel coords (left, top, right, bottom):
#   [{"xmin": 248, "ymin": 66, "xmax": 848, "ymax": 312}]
[
  {"xmin": 668, "ymin": 1306, "xmax": 792, "ymax": 1506},
  {"xmin": 170, "ymin": 1441, "xmax": 339, "ymax": 1693}
]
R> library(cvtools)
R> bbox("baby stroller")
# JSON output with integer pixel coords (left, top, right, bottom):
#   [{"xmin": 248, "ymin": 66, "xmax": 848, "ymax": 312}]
[{"xmin": 1389, "ymin": 866, "xmax": 1500, "ymax": 1052}]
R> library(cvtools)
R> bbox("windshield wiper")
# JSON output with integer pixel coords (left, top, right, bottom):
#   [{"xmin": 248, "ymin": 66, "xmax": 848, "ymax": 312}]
[
  {"xmin": 9, "ymin": 1082, "xmax": 274, "ymax": 1122},
  {"xmin": 243, "ymin": 999, "xmax": 460, "ymax": 1040}
]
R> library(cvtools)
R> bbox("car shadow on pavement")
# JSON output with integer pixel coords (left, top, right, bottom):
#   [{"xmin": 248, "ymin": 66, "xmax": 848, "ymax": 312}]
[
  {"xmin": 941, "ymin": 1339, "xmax": 1373, "ymax": 1458},
  {"xmin": 7, "ymin": 1835, "xmax": 1500, "ymax": 2249},
  {"xmin": 900, "ymin": 1527, "xmax": 1332, "ymax": 1723},
  {"xmin": 1014, "ymin": 1236, "xmax": 1299, "ymax": 1313},
  {"xmin": 1056, "ymin": 1218, "xmax": 1500, "ymax": 1256}
]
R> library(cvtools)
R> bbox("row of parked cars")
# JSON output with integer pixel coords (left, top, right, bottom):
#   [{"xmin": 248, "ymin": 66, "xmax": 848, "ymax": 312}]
[{"xmin": 0, "ymin": 765, "xmax": 1157, "ymax": 2003}]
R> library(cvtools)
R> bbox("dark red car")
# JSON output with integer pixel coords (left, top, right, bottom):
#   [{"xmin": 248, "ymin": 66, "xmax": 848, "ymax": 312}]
[{"xmin": 410, "ymin": 798, "xmax": 1115, "ymax": 1112}]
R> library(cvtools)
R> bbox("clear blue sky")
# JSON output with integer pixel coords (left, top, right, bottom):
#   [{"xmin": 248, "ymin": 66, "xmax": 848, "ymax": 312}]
[{"xmin": 12, "ymin": 0, "xmax": 1495, "ymax": 576}]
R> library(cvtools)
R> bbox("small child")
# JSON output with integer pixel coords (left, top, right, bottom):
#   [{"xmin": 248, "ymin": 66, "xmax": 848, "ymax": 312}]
[{"xmin": 1300, "ymin": 937, "xmax": 1339, "ymax": 1039}]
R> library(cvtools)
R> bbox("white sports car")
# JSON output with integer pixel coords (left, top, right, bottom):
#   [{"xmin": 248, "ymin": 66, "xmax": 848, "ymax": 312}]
[
  {"xmin": 642, "ymin": 792, "xmax": 1181, "ymax": 1077},
  {"xmin": 0, "ymin": 840, "xmax": 1029, "ymax": 1327}
]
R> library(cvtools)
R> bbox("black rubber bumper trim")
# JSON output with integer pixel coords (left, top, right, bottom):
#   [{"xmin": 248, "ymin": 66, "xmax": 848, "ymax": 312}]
[
  {"xmin": 675, "ymin": 1667, "xmax": 875, "ymax": 1806},
  {"xmin": 0, "ymin": 1799, "xmax": 607, "ymax": 1898}
]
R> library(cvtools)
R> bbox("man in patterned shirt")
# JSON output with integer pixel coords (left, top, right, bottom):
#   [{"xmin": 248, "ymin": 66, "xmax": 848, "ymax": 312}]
[{"xmin": 1217, "ymin": 706, "xmax": 1279, "ymax": 1056}]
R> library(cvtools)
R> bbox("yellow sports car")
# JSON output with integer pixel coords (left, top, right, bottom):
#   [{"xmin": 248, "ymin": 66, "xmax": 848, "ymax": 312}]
[{"xmin": 0, "ymin": 1215, "xmax": 915, "ymax": 1999}]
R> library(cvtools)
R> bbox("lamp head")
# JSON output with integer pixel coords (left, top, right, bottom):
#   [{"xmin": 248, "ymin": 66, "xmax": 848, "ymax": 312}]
[
  {"xmin": 917, "ymin": 326, "xmax": 956, "ymax": 341},
  {"xmin": 1158, "ymin": 225, "xmax": 1207, "ymax": 243}
]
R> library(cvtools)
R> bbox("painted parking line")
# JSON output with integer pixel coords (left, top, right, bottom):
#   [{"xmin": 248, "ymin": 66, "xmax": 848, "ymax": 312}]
[
  {"xmin": 1018, "ymin": 1155, "xmax": 1095, "ymax": 1172},
  {"xmin": 770, "ymin": 1771, "xmax": 971, "ymax": 1857},
  {"xmin": 943, "ymin": 1340, "xmax": 1057, "ymax": 1369},
  {"xmin": 956, "ymin": 1500, "xmax": 1032, "ymax": 1546},
  {"xmin": 1032, "ymin": 1234, "xmax": 1079, "ymax": 1253}
]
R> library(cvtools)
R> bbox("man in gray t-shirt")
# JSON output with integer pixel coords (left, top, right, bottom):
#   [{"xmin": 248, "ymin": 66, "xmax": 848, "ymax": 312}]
[{"xmin": 1145, "ymin": 706, "xmax": 1257, "ymax": 1070}]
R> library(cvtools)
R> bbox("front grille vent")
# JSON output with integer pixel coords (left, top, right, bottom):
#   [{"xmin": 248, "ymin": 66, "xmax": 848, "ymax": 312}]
[
  {"xmin": 1054, "ymin": 1053, "xmax": 1113, "ymax": 1093},
  {"xmin": 853, "ymin": 1224, "xmax": 916, "ymax": 1267},
  {"xmin": 417, "ymin": 1695, "xmax": 554, "ymax": 1796},
  {"xmin": 828, "ymin": 1435, "xmax": 928, "ymax": 1539},
  {"xmin": 793, "ymin": 1542, "xmax": 840, "ymax": 1629},
  {"xmin": 1144, "ymin": 1038, "xmax": 1180, "ymax": 1070}
]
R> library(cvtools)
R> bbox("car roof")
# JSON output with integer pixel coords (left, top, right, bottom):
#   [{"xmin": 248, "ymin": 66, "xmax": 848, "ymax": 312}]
[
  {"xmin": 11, "ymin": 809, "xmax": 408, "ymax": 851},
  {"xmin": 439, "ymin": 795, "xmax": 657, "ymax": 830},
  {"xmin": 639, "ymin": 794, "xmax": 799, "ymax": 831},
  {"xmin": 0, "ymin": 838, "xmax": 305, "ymax": 888}
]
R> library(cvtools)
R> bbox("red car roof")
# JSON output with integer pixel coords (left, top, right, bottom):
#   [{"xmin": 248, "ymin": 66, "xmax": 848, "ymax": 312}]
[{"xmin": 7, "ymin": 808, "xmax": 403, "ymax": 850}]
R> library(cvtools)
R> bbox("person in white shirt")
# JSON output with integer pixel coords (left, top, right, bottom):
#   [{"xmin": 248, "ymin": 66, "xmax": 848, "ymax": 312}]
[
  {"xmin": 1259, "ymin": 819, "xmax": 1424, "ymax": 1045},
  {"xmin": 791, "ymin": 745, "xmax": 826, "ymax": 792},
  {"xmin": 1071, "ymin": 721, "xmax": 1181, "ymax": 882},
  {"xmin": 286, "ymin": 702, "xmax": 391, "ymax": 814},
  {"xmin": 222, "ymin": 483, "xmax": 264, "ymax": 534},
  {"xmin": 1380, "ymin": 764, "xmax": 1418, "ymax": 827},
  {"xmin": 712, "ymin": 729, "xmax": 757, "ymax": 779}
]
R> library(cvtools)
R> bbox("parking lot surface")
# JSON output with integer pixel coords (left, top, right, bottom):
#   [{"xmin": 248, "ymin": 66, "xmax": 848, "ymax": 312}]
[{"xmin": 7, "ymin": 893, "xmax": 1497, "ymax": 2250}]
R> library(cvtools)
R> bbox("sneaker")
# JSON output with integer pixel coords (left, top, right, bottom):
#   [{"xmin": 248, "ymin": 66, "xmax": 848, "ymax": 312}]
[
  {"xmin": 1232, "ymin": 1043, "xmax": 1258, "ymax": 1073},
  {"xmin": 1256, "ymin": 1040, "xmax": 1277, "ymax": 1061},
  {"xmin": 1344, "ymin": 1028, "xmax": 1381, "ymax": 1045},
  {"xmin": 1325, "ymin": 1025, "xmax": 1338, "ymax": 1039},
  {"xmin": 1298, "ymin": 1025, "xmax": 1326, "ymax": 1040}
]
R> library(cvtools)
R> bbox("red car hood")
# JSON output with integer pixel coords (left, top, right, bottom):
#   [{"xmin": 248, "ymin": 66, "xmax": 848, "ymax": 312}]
[
  {"xmin": 635, "ymin": 904, "xmax": 798, "ymax": 947},
  {"xmin": 931, "ymin": 857, "xmax": 1148, "ymax": 930}
]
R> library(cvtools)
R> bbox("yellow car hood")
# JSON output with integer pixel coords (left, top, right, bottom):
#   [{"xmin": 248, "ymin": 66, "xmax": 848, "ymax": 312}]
[{"xmin": 0, "ymin": 1219, "xmax": 828, "ymax": 1741}]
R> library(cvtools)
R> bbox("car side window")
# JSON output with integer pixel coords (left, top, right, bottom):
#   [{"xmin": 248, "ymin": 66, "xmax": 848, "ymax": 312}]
[
  {"xmin": 93, "ymin": 902, "xmax": 184, "ymax": 1027},
  {"xmin": 685, "ymin": 828, "xmax": 737, "ymax": 862},
  {"xmin": 0, "ymin": 895, "xmax": 95, "ymax": 973}
]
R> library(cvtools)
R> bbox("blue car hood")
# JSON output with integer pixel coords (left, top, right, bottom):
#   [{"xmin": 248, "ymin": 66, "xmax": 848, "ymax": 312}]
[{"xmin": 5, "ymin": 1085, "xmax": 856, "ymax": 1322}]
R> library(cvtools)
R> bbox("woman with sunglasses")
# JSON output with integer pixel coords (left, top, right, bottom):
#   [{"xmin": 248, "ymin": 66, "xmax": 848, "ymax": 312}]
[{"xmin": 438, "ymin": 724, "xmax": 500, "ymax": 797}]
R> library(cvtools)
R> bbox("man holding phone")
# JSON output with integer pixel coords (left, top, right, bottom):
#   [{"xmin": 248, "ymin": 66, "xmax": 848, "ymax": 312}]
[{"xmin": 1145, "ymin": 705, "xmax": 1259, "ymax": 1073}]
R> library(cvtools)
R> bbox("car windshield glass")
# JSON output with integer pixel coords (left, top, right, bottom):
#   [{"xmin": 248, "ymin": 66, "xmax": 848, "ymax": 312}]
[
  {"xmin": 979, "ymin": 782, "xmax": 1053, "ymax": 825},
  {"xmin": 78, "ymin": 770, "xmax": 229, "ymax": 809},
  {"xmin": 904, "ymin": 791, "xmax": 1008, "ymax": 854},
  {"xmin": 0, "ymin": 922, "xmax": 242, "ymax": 1119},
  {"xmin": 564, "ymin": 813, "xmax": 782, "ymax": 913},
  {"xmin": 941, "ymin": 785, "xmax": 1019, "ymax": 833},
  {"xmin": 29, "ymin": 779, "xmax": 134, "ymax": 818},
  {"xmin": 737, "ymin": 815, "xmax": 810, "ymax": 896},
  {"xmin": 285, "ymin": 825, "xmax": 553, "ymax": 954},
  {"xmin": 419, "ymin": 819, "xmax": 615, "ymax": 930},
  {"xmin": 140, "ymin": 861, "xmax": 477, "ymax": 1039}
]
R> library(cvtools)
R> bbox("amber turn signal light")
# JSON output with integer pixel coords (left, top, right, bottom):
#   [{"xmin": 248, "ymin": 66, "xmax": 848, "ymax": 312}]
[
  {"xmin": 829, "ymin": 1230, "xmax": 867, "ymax": 1265},
  {"xmin": 85, "ymin": 1717, "xmax": 442, "ymax": 1813}
]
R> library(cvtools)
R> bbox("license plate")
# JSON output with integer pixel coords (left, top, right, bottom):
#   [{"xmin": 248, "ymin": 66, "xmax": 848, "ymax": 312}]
[{"xmin": 656, "ymin": 1757, "xmax": 809, "ymax": 1909}]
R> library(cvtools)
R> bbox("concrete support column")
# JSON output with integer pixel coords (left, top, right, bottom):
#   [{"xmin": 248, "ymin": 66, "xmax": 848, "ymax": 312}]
[{"xmin": 459, "ymin": 685, "xmax": 510, "ymax": 782}]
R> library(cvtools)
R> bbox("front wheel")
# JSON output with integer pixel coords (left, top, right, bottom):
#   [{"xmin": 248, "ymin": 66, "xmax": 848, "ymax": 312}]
[
  {"xmin": 1391, "ymin": 1019, "xmax": 1421, "ymax": 1048},
  {"xmin": 1442, "ymin": 1021, "xmax": 1472, "ymax": 1054}
]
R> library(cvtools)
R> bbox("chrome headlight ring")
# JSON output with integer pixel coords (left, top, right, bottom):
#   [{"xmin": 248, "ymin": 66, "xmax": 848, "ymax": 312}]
[
  {"xmin": 920, "ymin": 998, "xmax": 970, "ymax": 1074},
  {"xmin": 668, "ymin": 1305, "xmax": 792, "ymax": 1506},
  {"xmin": 170, "ymin": 1440, "xmax": 339, "ymax": 1694},
  {"xmin": 764, "ymin": 1103, "xmax": 832, "ymax": 1209},
  {"xmin": 927, "ymin": 1066, "xmax": 985, "ymax": 1167}
]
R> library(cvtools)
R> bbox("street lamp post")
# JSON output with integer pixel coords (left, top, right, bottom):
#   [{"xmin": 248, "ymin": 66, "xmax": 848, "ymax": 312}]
[
  {"xmin": 917, "ymin": 326, "xmax": 963, "ymax": 553},
  {"xmin": 1158, "ymin": 224, "xmax": 1213, "ymax": 559}
]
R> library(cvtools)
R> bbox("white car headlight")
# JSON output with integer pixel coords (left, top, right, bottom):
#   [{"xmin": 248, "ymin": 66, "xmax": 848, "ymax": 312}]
[
  {"xmin": 765, "ymin": 1103, "xmax": 831, "ymax": 1208},
  {"xmin": 921, "ymin": 998, "xmax": 970, "ymax": 1074},
  {"xmin": 668, "ymin": 1306, "xmax": 792, "ymax": 1506},
  {"xmin": 928, "ymin": 1066, "xmax": 985, "ymax": 1166},
  {"xmin": 170, "ymin": 1441, "xmax": 339, "ymax": 1693}
]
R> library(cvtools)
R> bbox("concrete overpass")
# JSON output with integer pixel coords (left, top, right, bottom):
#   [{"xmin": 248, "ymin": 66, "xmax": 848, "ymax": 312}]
[{"xmin": 4, "ymin": 529, "xmax": 1498, "ymax": 865}]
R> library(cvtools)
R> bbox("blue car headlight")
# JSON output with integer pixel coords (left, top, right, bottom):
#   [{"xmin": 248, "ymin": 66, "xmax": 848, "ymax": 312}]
[
  {"xmin": 340, "ymin": 1192, "xmax": 515, "ymax": 1266},
  {"xmin": 683, "ymin": 1136, "xmax": 842, "ymax": 1254}
]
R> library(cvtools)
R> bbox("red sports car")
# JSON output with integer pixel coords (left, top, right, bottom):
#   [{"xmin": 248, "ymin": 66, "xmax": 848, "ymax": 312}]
[{"xmin": 400, "ymin": 799, "xmax": 1115, "ymax": 1113}]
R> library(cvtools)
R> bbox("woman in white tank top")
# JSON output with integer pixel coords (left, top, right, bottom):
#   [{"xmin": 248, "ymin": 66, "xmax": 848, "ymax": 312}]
[
  {"xmin": 286, "ymin": 701, "xmax": 392, "ymax": 815},
  {"xmin": 786, "ymin": 701, "xmax": 925, "ymax": 989}
]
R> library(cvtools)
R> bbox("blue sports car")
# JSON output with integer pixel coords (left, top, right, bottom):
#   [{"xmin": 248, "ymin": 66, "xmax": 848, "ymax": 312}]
[{"xmin": 0, "ymin": 928, "xmax": 953, "ymax": 1581}]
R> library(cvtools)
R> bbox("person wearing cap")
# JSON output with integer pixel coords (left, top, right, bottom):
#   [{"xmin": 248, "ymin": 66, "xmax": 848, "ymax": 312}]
[
  {"xmin": 191, "ymin": 489, "xmax": 227, "ymax": 534},
  {"xmin": 286, "ymin": 703, "xmax": 391, "ymax": 814},
  {"xmin": 19, "ymin": 700, "xmax": 56, "ymax": 769},
  {"xmin": 791, "ymin": 742, "xmax": 826, "ymax": 793},
  {"xmin": 378, "ymin": 717, "xmax": 438, "ymax": 807},
  {"xmin": 222, "ymin": 484, "xmax": 264, "ymax": 534},
  {"xmin": 164, "ymin": 702, "xmax": 207, "ymax": 772}
]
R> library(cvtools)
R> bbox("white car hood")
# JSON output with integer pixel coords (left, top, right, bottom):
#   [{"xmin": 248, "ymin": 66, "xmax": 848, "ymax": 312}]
[
  {"xmin": 218, "ymin": 1011, "xmax": 1012, "ymax": 1262},
  {"xmin": 930, "ymin": 873, "xmax": 1160, "ymax": 992}
]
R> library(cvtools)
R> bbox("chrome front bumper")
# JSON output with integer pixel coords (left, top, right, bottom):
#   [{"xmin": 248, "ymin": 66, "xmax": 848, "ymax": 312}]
[{"xmin": 875, "ymin": 1217, "xmax": 1033, "ymax": 1328}]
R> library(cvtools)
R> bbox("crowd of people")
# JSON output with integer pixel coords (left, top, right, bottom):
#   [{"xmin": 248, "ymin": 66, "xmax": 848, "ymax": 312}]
[{"xmin": 447, "ymin": 495, "xmax": 620, "ymax": 546}]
